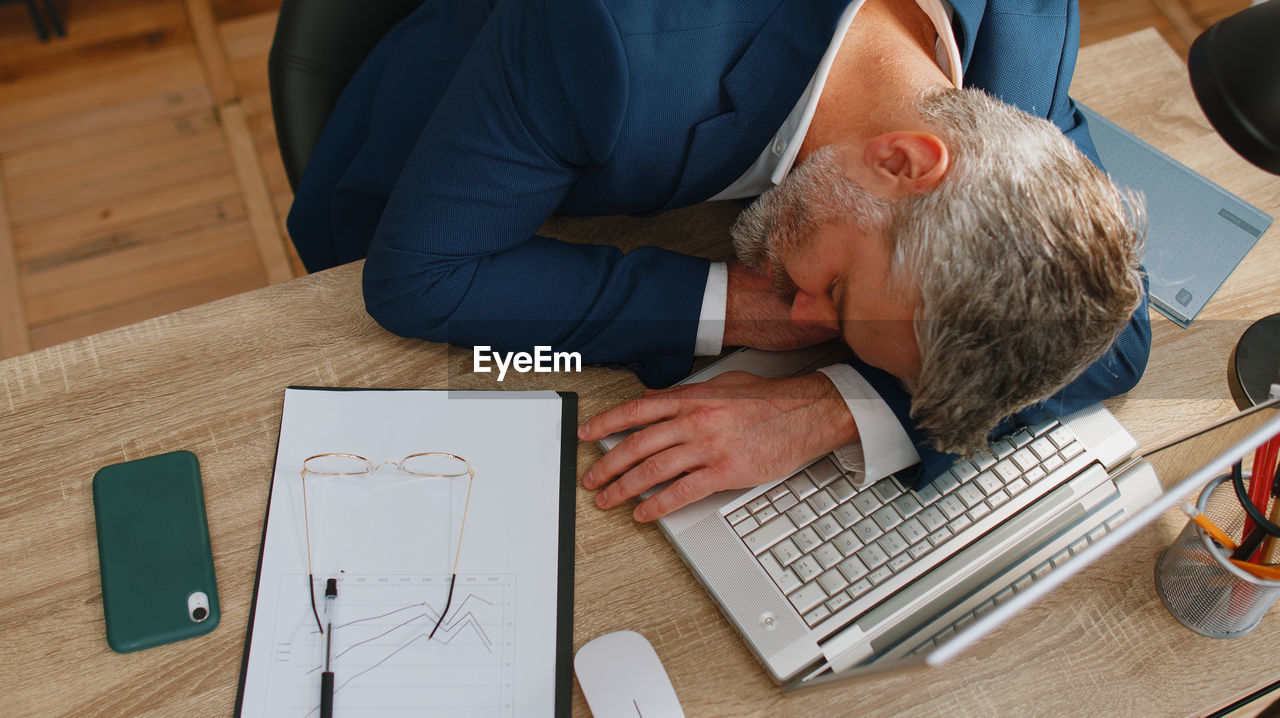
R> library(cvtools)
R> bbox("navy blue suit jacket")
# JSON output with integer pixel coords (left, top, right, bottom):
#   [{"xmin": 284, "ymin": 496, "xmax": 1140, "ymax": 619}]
[{"xmin": 289, "ymin": 0, "xmax": 1151, "ymax": 485}]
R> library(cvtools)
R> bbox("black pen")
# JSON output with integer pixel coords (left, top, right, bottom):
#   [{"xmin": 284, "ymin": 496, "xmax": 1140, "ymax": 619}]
[{"xmin": 320, "ymin": 578, "xmax": 337, "ymax": 718}]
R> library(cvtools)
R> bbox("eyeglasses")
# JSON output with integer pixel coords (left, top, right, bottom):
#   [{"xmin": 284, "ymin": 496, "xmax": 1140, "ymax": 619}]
[{"xmin": 300, "ymin": 452, "xmax": 475, "ymax": 640}]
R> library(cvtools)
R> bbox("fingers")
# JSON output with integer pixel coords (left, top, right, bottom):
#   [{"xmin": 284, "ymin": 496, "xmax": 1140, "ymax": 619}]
[
  {"xmin": 592, "ymin": 443, "xmax": 706, "ymax": 512},
  {"xmin": 634, "ymin": 469, "xmax": 724, "ymax": 522},
  {"xmin": 578, "ymin": 393, "xmax": 679, "ymax": 441},
  {"xmin": 582, "ymin": 418, "xmax": 693, "ymax": 490}
]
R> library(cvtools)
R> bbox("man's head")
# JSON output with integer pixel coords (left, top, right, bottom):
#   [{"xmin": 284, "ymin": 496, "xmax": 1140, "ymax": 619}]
[{"xmin": 732, "ymin": 86, "xmax": 1145, "ymax": 456}]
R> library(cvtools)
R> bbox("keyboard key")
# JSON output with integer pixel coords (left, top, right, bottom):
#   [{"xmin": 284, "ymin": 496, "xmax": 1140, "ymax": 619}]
[
  {"xmin": 986, "ymin": 489, "xmax": 1009, "ymax": 509},
  {"xmin": 877, "ymin": 529, "xmax": 909, "ymax": 557},
  {"xmin": 787, "ymin": 502, "xmax": 818, "ymax": 528},
  {"xmin": 898, "ymin": 517, "xmax": 928, "ymax": 545},
  {"xmin": 828, "ymin": 477, "xmax": 856, "ymax": 503},
  {"xmin": 937, "ymin": 495, "xmax": 966, "ymax": 520},
  {"xmin": 908, "ymin": 541, "xmax": 932, "ymax": 560},
  {"xmin": 755, "ymin": 504, "xmax": 779, "ymax": 524},
  {"xmin": 1049, "ymin": 550, "xmax": 1071, "ymax": 569},
  {"xmin": 771, "ymin": 537, "xmax": 802, "ymax": 566},
  {"xmin": 1029, "ymin": 437, "xmax": 1056, "ymax": 461},
  {"xmin": 967, "ymin": 503, "xmax": 991, "ymax": 522},
  {"xmin": 804, "ymin": 604, "xmax": 832, "ymax": 626},
  {"xmin": 887, "ymin": 553, "xmax": 912, "ymax": 572},
  {"xmin": 1069, "ymin": 537, "xmax": 1089, "ymax": 556},
  {"xmin": 852, "ymin": 518, "xmax": 881, "ymax": 544},
  {"xmin": 990, "ymin": 439, "xmax": 1015, "ymax": 458},
  {"xmin": 857, "ymin": 543, "xmax": 889, "ymax": 569},
  {"xmin": 792, "ymin": 526, "xmax": 821, "ymax": 553},
  {"xmin": 812, "ymin": 514, "xmax": 842, "ymax": 540},
  {"xmin": 971, "ymin": 450, "xmax": 997, "ymax": 471},
  {"xmin": 993, "ymin": 460, "xmax": 1020, "ymax": 483},
  {"xmin": 1031, "ymin": 562, "xmax": 1053, "ymax": 580},
  {"xmin": 766, "ymin": 485, "xmax": 792, "ymax": 502},
  {"xmin": 872, "ymin": 504, "xmax": 903, "ymax": 531},
  {"xmin": 918, "ymin": 506, "xmax": 947, "ymax": 532},
  {"xmin": 789, "ymin": 583, "xmax": 827, "ymax": 614},
  {"xmin": 826, "ymin": 592, "xmax": 852, "ymax": 613},
  {"xmin": 786, "ymin": 473, "xmax": 817, "ymax": 499},
  {"xmin": 832, "ymin": 503, "xmax": 861, "ymax": 528},
  {"xmin": 933, "ymin": 472, "xmax": 959, "ymax": 495},
  {"xmin": 891, "ymin": 493, "xmax": 923, "ymax": 518},
  {"xmin": 1013, "ymin": 574, "xmax": 1034, "ymax": 591},
  {"xmin": 949, "ymin": 514, "xmax": 973, "ymax": 533},
  {"xmin": 814, "ymin": 542, "xmax": 844, "ymax": 570},
  {"xmin": 832, "ymin": 530, "xmax": 862, "ymax": 556},
  {"xmin": 1010, "ymin": 430, "xmax": 1033, "ymax": 447},
  {"xmin": 1011, "ymin": 448, "xmax": 1038, "ymax": 472},
  {"xmin": 744, "ymin": 515, "xmax": 796, "ymax": 554},
  {"xmin": 773, "ymin": 492, "xmax": 799, "ymax": 512},
  {"xmin": 868, "ymin": 566, "xmax": 893, "ymax": 585},
  {"xmin": 837, "ymin": 555, "xmax": 868, "ymax": 582},
  {"xmin": 852, "ymin": 491, "xmax": 882, "ymax": 515},
  {"xmin": 759, "ymin": 553, "xmax": 803, "ymax": 594},
  {"xmin": 1105, "ymin": 513, "xmax": 1125, "ymax": 531},
  {"xmin": 733, "ymin": 516, "xmax": 759, "ymax": 536},
  {"xmin": 951, "ymin": 461, "xmax": 978, "ymax": 483},
  {"xmin": 1047, "ymin": 426, "xmax": 1074, "ymax": 449},
  {"xmin": 817, "ymin": 567, "xmax": 849, "ymax": 595},
  {"xmin": 956, "ymin": 484, "xmax": 985, "ymax": 508},
  {"xmin": 792, "ymin": 556, "xmax": 823, "ymax": 583},
  {"xmin": 1027, "ymin": 417, "xmax": 1057, "ymax": 436},
  {"xmin": 913, "ymin": 483, "xmax": 941, "ymax": 506},
  {"xmin": 808, "ymin": 489, "xmax": 837, "ymax": 516},
  {"xmin": 1060, "ymin": 441, "xmax": 1084, "ymax": 460},
  {"xmin": 871, "ymin": 478, "xmax": 903, "ymax": 503},
  {"xmin": 974, "ymin": 472, "xmax": 1003, "ymax": 496},
  {"xmin": 1043, "ymin": 455, "xmax": 1065, "ymax": 473},
  {"xmin": 847, "ymin": 578, "xmax": 873, "ymax": 600},
  {"xmin": 1023, "ymin": 466, "xmax": 1046, "ymax": 484},
  {"xmin": 928, "ymin": 526, "xmax": 952, "ymax": 546},
  {"xmin": 1006, "ymin": 477, "xmax": 1029, "ymax": 496},
  {"xmin": 727, "ymin": 507, "xmax": 750, "ymax": 524},
  {"xmin": 805, "ymin": 457, "xmax": 842, "ymax": 486},
  {"xmin": 747, "ymin": 495, "xmax": 771, "ymax": 513}
]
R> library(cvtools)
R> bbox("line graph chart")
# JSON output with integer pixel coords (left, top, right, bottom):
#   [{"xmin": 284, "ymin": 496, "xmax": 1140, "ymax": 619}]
[{"xmin": 267, "ymin": 573, "xmax": 516, "ymax": 717}]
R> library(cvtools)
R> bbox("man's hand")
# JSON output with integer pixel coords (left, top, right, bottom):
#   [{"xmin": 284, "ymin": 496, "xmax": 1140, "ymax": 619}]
[
  {"xmin": 578, "ymin": 371, "xmax": 858, "ymax": 521},
  {"xmin": 724, "ymin": 260, "xmax": 838, "ymax": 350}
]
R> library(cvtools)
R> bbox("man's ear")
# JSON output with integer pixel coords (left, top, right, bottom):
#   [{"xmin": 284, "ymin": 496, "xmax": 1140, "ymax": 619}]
[{"xmin": 858, "ymin": 132, "xmax": 949, "ymax": 197}]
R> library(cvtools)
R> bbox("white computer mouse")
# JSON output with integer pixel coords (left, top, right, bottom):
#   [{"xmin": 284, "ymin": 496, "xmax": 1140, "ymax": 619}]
[{"xmin": 574, "ymin": 630, "xmax": 685, "ymax": 718}]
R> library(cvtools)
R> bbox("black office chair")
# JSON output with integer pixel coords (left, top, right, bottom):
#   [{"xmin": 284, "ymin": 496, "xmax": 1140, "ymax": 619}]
[{"xmin": 268, "ymin": 0, "xmax": 422, "ymax": 191}]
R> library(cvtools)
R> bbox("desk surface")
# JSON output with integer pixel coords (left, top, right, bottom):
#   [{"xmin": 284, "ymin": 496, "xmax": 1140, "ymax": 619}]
[{"xmin": 1, "ymin": 30, "xmax": 1277, "ymax": 717}]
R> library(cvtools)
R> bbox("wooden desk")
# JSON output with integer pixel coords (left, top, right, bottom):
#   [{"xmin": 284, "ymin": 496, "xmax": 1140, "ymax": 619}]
[{"xmin": 1, "ymin": 30, "xmax": 1276, "ymax": 716}]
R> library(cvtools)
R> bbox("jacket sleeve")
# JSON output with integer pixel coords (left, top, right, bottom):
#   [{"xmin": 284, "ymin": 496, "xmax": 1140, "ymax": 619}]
[{"xmin": 361, "ymin": 0, "xmax": 709, "ymax": 387}]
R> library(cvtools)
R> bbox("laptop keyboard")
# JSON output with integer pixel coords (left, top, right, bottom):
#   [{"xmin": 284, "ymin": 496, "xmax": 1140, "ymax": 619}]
[{"xmin": 725, "ymin": 420, "xmax": 1087, "ymax": 628}]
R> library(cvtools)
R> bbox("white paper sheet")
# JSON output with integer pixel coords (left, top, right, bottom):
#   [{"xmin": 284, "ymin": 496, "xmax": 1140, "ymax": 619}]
[{"xmin": 238, "ymin": 388, "xmax": 568, "ymax": 717}]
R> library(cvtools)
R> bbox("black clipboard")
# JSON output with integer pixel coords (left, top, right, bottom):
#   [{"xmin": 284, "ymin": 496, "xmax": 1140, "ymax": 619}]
[{"xmin": 234, "ymin": 387, "xmax": 577, "ymax": 716}]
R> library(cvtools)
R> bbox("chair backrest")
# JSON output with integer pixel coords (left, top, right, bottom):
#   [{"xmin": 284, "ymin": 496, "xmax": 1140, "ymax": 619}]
[{"xmin": 268, "ymin": 0, "xmax": 422, "ymax": 190}]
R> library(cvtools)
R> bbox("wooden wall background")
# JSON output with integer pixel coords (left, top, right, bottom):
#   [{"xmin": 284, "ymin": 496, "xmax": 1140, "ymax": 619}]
[{"xmin": 0, "ymin": 0, "xmax": 1254, "ymax": 360}]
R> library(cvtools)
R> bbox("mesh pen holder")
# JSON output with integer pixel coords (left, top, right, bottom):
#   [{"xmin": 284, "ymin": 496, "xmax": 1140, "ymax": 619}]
[{"xmin": 1156, "ymin": 474, "xmax": 1280, "ymax": 638}]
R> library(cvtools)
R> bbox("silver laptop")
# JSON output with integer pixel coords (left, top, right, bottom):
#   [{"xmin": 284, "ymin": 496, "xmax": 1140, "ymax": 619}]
[{"xmin": 600, "ymin": 344, "xmax": 1280, "ymax": 687}]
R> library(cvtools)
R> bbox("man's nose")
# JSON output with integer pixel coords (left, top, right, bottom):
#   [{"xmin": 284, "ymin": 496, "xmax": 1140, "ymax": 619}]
[{"xmin": 789, "ymin": 290, "xmax": 839, "ymax": 331}]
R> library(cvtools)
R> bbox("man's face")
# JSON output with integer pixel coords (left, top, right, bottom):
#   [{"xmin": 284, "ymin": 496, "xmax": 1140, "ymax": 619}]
[{"xmin": 732, "ymin": 148, "xmax": 922, "ymax": 380}]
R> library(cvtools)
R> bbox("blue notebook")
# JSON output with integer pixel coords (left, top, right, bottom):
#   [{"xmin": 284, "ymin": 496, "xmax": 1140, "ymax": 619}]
[{"xmin": 1080, "ymin": 106, "xmax": 1272, "ymax": 327}]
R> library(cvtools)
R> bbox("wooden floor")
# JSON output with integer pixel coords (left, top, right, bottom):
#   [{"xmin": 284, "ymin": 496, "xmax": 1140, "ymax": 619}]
[{"xmin": 0, "ymin": 0, "xmax": 1253, "ymax": 360}]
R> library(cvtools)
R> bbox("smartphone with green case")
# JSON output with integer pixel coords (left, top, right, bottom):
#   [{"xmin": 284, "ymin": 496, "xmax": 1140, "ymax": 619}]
[{"xmin": 92, "ymin": 450, "xmax": 220, "ymax": 652}]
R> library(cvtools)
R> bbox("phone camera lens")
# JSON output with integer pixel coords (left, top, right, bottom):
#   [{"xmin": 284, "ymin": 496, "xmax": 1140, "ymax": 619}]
[{"xmin": 192, "ymin": 606, "xmax": 208, "ymax": 622}]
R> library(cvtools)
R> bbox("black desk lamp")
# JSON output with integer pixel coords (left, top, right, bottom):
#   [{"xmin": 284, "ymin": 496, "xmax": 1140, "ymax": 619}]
[{"xmin": 1187, "ymin": 0, "xmax": 1280, "ymax": 409}]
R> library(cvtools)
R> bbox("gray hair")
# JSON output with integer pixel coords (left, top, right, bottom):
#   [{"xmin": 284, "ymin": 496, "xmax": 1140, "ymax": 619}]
[{"xmin": 894, "ymin": 87, "xmax": 1145, "ymax": 455}]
